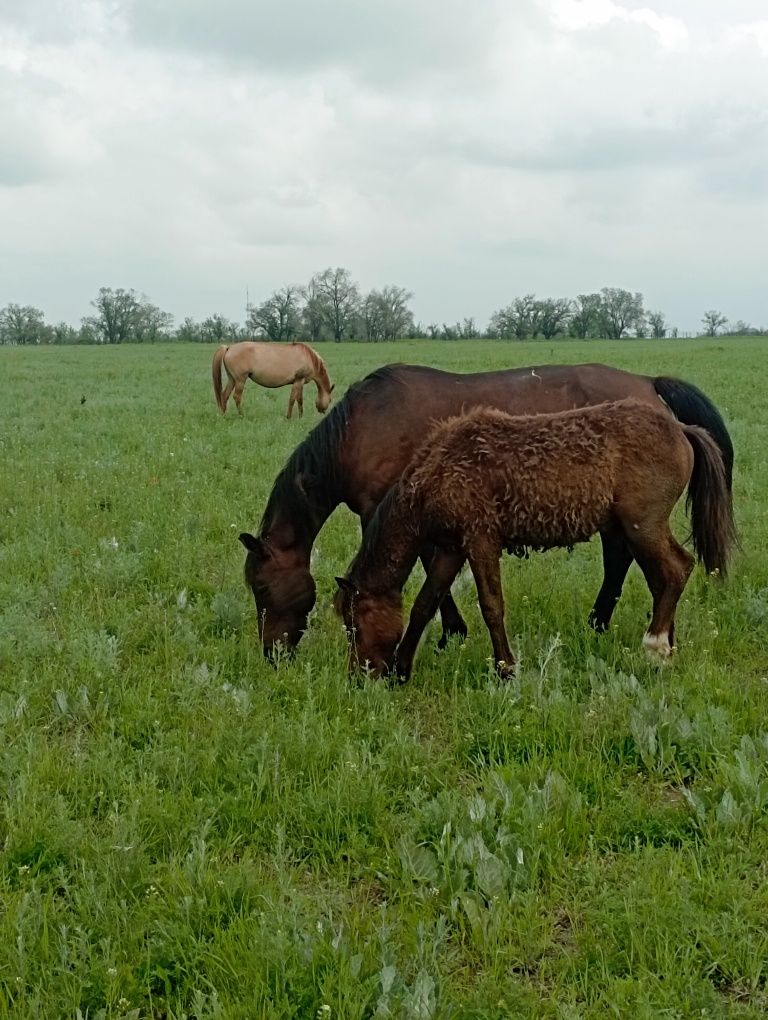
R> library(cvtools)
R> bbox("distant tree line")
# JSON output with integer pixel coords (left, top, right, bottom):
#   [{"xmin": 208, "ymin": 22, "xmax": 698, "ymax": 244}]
[{"xmin": 0, "ymin": 270, "xmax": 764, "ymax": 345}]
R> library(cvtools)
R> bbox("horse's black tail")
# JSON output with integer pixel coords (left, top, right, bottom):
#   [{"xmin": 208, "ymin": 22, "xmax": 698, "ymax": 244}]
[
  {"xmin": 653, "ymin": 376, "xmax": 734, "ymax": 491},
  {"xmin": 682, "ymin": 425, "xmax": 737, "ymax": 577}
]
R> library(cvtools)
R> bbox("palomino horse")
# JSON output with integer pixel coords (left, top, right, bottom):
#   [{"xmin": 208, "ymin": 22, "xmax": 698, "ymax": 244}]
[
  {"xmin": 212, "ymin": 341, "xmax": 335, "ymax": 418},
  {"xmin": 334, "ymin": 400, "xmax": 736, "ymax": 679},
  {"xmin": 238, "ymin": 363, "xmax": 734, "ymax": 657}
]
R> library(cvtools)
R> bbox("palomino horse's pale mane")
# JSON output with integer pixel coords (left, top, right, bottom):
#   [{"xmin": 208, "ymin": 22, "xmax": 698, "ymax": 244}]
[{"xmin": 212, "ymin": 340, "xmax": 335, "ymax": 418}]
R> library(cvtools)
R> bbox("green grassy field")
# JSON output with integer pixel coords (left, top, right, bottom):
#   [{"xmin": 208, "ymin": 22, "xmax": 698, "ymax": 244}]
[{"xmin": 1, "ymin": 338, "xmax": 767, "ymax": 1019}]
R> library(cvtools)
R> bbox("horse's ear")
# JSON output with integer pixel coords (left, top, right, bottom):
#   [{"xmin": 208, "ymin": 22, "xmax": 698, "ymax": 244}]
[
  {"xmin": 335, "ymin": 576, "xmax": 358, "ymax": 595},
  {"xmin": 330, "ymin": 384, "xmax": 335, "ymax": 393},
  {"xmin": 239, "ymin": 532, "xmax": 269, "ymax": 558}
]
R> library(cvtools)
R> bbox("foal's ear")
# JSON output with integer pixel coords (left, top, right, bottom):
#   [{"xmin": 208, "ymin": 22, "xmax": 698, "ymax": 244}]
[
  {"xmin": 335, "ymin": 576, "xmax": 358, "ymax": 595},
  {"xmin": 239, "ymin": 532, "xmax": 269, "ymax": 558}
]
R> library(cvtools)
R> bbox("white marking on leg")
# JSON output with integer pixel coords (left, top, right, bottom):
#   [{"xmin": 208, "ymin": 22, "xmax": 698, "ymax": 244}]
[{"xmin": 643, "ymin": 631, "xmax": 673, "ymax": 660}]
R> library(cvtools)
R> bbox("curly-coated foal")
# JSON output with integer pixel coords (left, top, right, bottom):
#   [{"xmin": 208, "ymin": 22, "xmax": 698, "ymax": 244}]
[{"xmin": 334, "ymin": 400, "xmax": 735, "ymax": 679}]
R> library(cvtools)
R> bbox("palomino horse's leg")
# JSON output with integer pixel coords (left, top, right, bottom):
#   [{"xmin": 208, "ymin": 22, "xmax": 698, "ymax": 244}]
[
  {"xmin": 467, "ymin": 547, "xmax": 516, "ymax": 678},
  {"xmin": 396, "ymin": 549, "xmax": 466, "ymax": 681},
  {"xmin": 628, "ymin": 528, "xmax": 694, "ymax": 660},
  {"xmin": 221, "ymin": 375, "xmax": 235, "ymax": 412},
  {"xmin": 233, "ymin": 379, "xmax": 246, "ymax": 415},
  {"xmin": 287, "ymin": 381, "xmax": 303, "ymax": 419},
  {"xmin": 588, "ymin": 529, "xmax": 634, "ymax": 632},
  {"xmin": 297, "ymin": 382, "xmax": 304, "ymax": 417}
]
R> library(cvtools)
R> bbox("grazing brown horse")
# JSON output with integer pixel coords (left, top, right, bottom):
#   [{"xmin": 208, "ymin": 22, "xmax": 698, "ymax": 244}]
[
  {"xmin": 238, "ymin": 363, "xmax": 734, "ymax": 657},
  {"xmin": 212, "ymin": 340, "xmax": 335, "ymax": 418},
  {"xmin": 334, "ymin": 401, "xmax": 736, "ymax": 679}
]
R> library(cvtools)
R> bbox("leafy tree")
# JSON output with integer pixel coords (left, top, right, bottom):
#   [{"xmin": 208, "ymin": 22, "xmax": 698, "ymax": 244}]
[
  {"xmin": 701, "ymin": 310, "xmax": 727, "ymax": 336},
  {"xmin": 648, "ymin": 311, "xmax": 667, "ymax": 339},
  {"xmin": 310, "ymin": 267, "xmax": 360, "ymax": 342},
  {"xmin": 598, "ymin": 287, "xmax": 645, "ymax": 339},
  {"xmin": 201, "ymin": 314, "xmax": 242, "ymax": 344},
  {"xmin": 248, "ymin": 286, "xmax": 301, "ymax": 341},
  {"xmin": 0, "ymin": 303, "xmax": 50, "ymax": 345},
  {"xmin": 489, "ymin": 294, "xmax": 540, "ymax": 340},
  {"xmin": 134, "ymin": 298, "xmax": 174, "ymax": 342},
  {"xmin": 300, "ymin": 278, "xmax": 327, "ymax": 343},
  {"xmin": 536, "ymin": 298, "xmax": 571, "ymax": 339},
  {"xmin": 569, "ymin": 293, "xmax": 602, "ymax": 339},
  {"xmin": 51, "ymin": 321, "xmax": 79, "ymax": 344},
  {"xmin": 175, "ymin": 317, "xmax": 201, "ymax": 343},
  {"xmin": 84, "ymin": 288, "xmax": 141, "ymax": 343},
  {"xmin": 361, "ymin": 285, "xmax": 414, "ymax": 341}
]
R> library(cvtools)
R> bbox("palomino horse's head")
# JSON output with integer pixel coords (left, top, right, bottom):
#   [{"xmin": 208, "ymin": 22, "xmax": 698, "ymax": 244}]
[
  {"xmin": 333, "ymin": 576, "xmax": 404, "ymax": 677},
  {"xmin": 315, "ymin": 382, "xmax": 335, "ymax": 414},
  {"xmin": 239, "ymin": 533, "xmax": 317, "ymax": 657}
]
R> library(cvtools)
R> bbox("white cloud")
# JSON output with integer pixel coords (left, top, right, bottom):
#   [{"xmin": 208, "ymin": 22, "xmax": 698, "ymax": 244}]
[{"xmin": 0, "ymin": 0, "xmax": 767, "ymax": 331}]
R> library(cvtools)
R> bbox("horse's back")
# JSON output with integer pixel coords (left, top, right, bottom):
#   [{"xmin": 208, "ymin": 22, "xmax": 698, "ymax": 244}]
[
  {"xmin": 406, "ymin": 401, "xmax": 689, "ymax": 549},
  {"xmin": 225, "ymin": 341, "xmax": 311, "ymax": 387}
]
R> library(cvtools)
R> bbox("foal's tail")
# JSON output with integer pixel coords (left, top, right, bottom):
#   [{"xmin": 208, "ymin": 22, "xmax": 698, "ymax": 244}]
[
  {"xmin": 653, "ymin": 376, "xmax": 734, "ymax": 491},
  {"xmin": 212, "ymin": 345, "xmax": 228, "ymax": 413},
  {"xmin": 682, "ymin": 424, "xmax": 737, "ymax": 576}
]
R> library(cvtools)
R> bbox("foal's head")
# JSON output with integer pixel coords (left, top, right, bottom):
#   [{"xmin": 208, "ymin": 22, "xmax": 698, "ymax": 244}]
[{"xmin": 334, "ymin": 577, "xmax": 403, "ymax": 677}]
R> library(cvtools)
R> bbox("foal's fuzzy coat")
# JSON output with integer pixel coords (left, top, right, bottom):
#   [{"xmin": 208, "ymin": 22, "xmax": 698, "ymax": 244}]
[{"xmin": 335, "ymin": 399, "xmax": 735, "ymax": 678}]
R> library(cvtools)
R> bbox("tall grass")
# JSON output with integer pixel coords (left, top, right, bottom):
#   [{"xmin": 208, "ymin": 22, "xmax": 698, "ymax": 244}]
[{"xmin": 1, "ymin": 338, "xmax": 767, "ymax": 1018}]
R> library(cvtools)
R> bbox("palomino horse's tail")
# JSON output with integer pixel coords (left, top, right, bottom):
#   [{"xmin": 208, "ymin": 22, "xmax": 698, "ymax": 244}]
[
  {"xmin": 212, "ymin": 345, "xmax": 228, "ymax": 413},
  {"xmin": 653, "ymin": 377, "xmax": 734, "ymax": 491},
  {"xmin": 682, "ymin": 424, "xmax": 737, "ymax": 577}
]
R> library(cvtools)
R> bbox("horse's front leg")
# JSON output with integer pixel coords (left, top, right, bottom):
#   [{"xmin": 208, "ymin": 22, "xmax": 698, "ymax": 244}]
[
  {"xmin": 467, "ymin": 546, "xmax": 515, "ymax": 678},
  {"xmin": 286, "ymin": 381, "xmax": 302, "ymax": 419},
  {"xmin": 396, "ymin": 549, "xmax": 466, "ymax": 681},
  {"xmin": 418, "ymin": 545, "xmax": 468, "ymax": 646}
]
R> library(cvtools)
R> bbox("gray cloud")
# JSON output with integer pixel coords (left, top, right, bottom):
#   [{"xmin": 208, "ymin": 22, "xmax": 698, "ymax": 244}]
[{"xmin": 1, "ymin": 0, "xmax": 768, "ymax": 331}]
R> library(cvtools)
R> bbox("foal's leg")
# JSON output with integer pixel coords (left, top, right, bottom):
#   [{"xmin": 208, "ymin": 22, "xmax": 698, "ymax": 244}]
[
  {"xmin": 417, "ymin": 545, "xmax": 469, "ymax": 647},
  {"xmin": 396, "ymin": 550, "xmax": 466, "ymax": 681},
  {"xmin": 588, "ymin": 529, "xmax": 634, "ymax": 632},
  {"xmin": 467, "ymin": 547, "xmax": 516, "ymax": 677},
  {"xmin": 628, "ymin": 528, "xmax": 694, "ymax": 660}
]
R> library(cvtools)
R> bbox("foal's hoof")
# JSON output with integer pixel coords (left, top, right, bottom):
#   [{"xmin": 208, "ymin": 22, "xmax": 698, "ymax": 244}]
[
  {"xmin": 642, "ymin": 632, "xmax": 674, "ymax": 662},
  {"xmin": 496, "ymin": 659, "xmax": 517, "ymax": 681}
]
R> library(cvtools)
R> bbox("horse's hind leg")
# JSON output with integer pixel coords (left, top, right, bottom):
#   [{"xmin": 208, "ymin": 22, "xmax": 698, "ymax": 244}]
[
  {"xmin": 588, "ymin": 529, "xmax": 634, "ymax": 632},
  {"xmin": 233, "ymin": 379, "xmax": 246, "ymax": 415},
  {"xmin": 396, "ymin": 550, "xmax": 466, "ymax": 681},
  {"xmin": 628, "ymin": 528, "xmax": 694, "ymax": 659},
  {"xmin": 221, "ymin": 371, "xmax": 235, "ymax": 413},
  {"xmin": 467, "ymin": 547, "xmax": 516, "ymax": 678}
]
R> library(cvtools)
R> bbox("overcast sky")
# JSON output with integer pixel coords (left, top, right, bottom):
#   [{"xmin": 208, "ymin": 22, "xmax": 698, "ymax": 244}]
[{"xmin": 1, "ymin": 0, "xmax": 767, "ymax": 332}]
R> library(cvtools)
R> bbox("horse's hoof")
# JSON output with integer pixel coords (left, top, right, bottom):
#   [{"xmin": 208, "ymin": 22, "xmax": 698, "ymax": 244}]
[
  {"xmin": 496, "ymin": 659, "xmax": 517, "ymax": 681},
  {"xmin": 642, "ymin": 632, "xmax": 674, "ymax": 662}
]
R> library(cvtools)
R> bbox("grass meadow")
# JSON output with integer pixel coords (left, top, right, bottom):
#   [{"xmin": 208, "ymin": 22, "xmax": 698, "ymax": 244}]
[{"xmin": 1, "ymin": 337, "xmax": 767, "ymax": 1019}]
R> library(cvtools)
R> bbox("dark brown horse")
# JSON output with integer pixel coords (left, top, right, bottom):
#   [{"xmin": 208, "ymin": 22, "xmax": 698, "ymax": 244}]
[
  {"xmin": 334, "ymin": 401, "xmax": 736, "ymax": 678},
  {"xmin": 238, "ymin": 363, "xmax": 734, "ymax": 657}
]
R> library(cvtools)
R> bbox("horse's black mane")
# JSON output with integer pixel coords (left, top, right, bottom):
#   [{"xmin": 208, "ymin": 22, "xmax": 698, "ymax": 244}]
[{"xmin": 259, "ymin": 365, "xmax": 407, "ymax": 542}]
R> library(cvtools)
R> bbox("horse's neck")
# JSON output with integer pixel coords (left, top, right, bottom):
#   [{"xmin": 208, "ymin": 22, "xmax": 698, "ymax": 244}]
[{"xmin": 354, "ymin": 491, "xmax": 421, "ymax": 595}]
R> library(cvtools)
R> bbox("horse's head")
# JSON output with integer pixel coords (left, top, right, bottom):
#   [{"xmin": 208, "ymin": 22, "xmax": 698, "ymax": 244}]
[
  {"xmin": 333, "ymin": 576, "xmax": 403, "ymax": 677},
  {"xmin": 239, "ymin": 533, "xmax": 316, "ymax": 657},
  {"xmin": 315, "ymin": 383, "xmax": 335, "ymax": 414}
]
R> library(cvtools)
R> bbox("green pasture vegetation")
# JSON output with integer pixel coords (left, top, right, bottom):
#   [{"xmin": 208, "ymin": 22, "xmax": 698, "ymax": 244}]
[{"xmin": 1, "ymin": 338, "xmax": 767, "ymax": 1018}]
